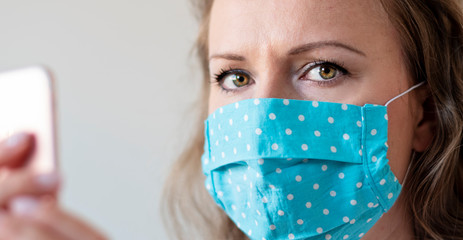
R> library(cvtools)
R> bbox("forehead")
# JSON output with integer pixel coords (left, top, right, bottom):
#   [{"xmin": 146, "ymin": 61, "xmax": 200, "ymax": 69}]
[{"xmin": 209, "ymin": 0, "xmax": 394, "ymax": 56}]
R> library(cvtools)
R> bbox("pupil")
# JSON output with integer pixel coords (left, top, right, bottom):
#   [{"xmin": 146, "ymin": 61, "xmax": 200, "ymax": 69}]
[{"xmin": 237, "ymin": 75, "xmax": 245, "ymax": 82}]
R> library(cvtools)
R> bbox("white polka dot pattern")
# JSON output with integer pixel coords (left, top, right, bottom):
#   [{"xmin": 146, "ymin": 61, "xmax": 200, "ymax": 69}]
[{"xmin": 201, "ymin": 98, "xmax": 402, "ymax": 240}]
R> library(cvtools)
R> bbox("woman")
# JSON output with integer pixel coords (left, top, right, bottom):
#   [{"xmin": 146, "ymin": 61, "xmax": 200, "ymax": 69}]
[
  {"xmin": 0, "ymin": 0, "xmax": 461, "ymax": 240},
  {"xmin": 162, "ymin": 0, "xmax": 463, "ymax": 239}
]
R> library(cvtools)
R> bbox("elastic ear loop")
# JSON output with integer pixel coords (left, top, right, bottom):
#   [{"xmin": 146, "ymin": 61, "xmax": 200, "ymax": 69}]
[
  {"xmin": 384, "ymin": 81, "xmax": 426, "ymax": 107},
  {"xmin": 384, "ymin": 82, "xmax": 425, "ymax": 197}
]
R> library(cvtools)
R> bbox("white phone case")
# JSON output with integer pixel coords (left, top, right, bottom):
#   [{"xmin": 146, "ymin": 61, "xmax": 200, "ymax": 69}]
[{"xmin": 0, "ymin": 66, "xmax": 58, "ymax": 173}]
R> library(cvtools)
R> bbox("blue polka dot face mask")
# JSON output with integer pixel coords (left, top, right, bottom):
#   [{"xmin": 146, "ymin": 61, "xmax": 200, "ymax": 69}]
[{"xmin": 201, "ymin": 82, "xmax": 425, "ymax": 240}]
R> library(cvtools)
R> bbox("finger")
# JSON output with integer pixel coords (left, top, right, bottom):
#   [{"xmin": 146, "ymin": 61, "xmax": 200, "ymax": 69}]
[
  {"xmin": 29, "ymin": 197, "xmax": 107, "ymax": 240},
  {"xmin": 0, "ymin": 169, "xmax": 60, "ymax": 207},
  {"xmin": 0, "ymin": 210, "xmax": 70, "ymax": 240},
  {"xmin": 0, "ymin": 133, "xmax": 35, "ymax": 168}
]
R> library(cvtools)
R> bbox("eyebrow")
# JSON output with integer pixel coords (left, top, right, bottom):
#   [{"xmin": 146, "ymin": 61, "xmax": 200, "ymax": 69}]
[
  {"xmin": 209, "ymin": 40, "xmax": 366, "ymax": 61},
  {"xmin": 288, "ymin": 41, "xmax": 366, "ymax": 57},
  {"xmin": 209, "ymin": 53, "xmax": 246, "ymax": 61}
]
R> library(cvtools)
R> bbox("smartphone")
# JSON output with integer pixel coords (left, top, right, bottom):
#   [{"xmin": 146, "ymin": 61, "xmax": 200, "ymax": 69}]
[{"xmin": 0, "ymin": 66, "xmax": 58, "ymax": 175}]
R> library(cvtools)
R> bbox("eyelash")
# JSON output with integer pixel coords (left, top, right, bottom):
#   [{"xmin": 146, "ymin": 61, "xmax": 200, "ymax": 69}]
[
  {"xmin": 214, "ymin": 67, "xmax": 246, "ymax": 84},
  {"xmin": 299, "ymin": 59, "xmax": 348, "ymax": 87},
  {"xmin": 213, "ymin": 67, "xmax": 250, "ymax": 94},
  {"xmin": 212, "ymin": 59, "xmax": 349, "ymax": 93}
]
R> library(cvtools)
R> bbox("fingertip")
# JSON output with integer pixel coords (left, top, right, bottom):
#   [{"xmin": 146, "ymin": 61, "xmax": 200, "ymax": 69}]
[
  {"xmin": 9, "ymin": 196, "xmax": 56, "ymax": 221},
  {"xmin": 10, "ymin": 197, "xmax": 39, "ymax": 217},
  {"xmin": 34, "ymin": 171, "xmax": 61, "ymax": 191},
  {"xmin": 4, "ymin": 132, "xmax": 34, "ymax": 149},
  {"xmin": 0, "ymin": 132, "xmax": 36, "ymax": 168}
]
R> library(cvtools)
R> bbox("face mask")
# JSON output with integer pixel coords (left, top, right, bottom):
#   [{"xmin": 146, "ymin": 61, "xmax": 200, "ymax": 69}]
[{"xmin": 201, "ymin": 82, "xmax": 425, "ymax": 240}]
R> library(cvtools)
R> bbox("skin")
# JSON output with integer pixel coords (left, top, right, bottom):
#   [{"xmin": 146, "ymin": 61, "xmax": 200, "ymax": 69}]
[{"xmin": 208, "ymin": 0, "xmax": 434, "ymax": 239}]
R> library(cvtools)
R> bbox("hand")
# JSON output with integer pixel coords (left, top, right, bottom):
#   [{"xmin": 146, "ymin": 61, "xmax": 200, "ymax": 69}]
[
  {"xmin": 0, "ymin": 133, "xmax": 108, "ymax": 240},
  {"xmin": 0, "ymin": 196, "xmax": 107, "ymax": 240},
  {"xmin": 0, "ymin": 133, "xmax": 59, "ymax": 209}
]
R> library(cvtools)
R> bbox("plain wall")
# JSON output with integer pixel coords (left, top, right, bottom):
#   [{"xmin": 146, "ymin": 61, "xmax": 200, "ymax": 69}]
[{"xmin": 0, "ymin": 1, "xmax": 200, "ymax": 239}]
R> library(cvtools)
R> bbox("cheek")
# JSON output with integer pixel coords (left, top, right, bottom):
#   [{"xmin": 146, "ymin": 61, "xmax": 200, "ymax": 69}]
[
  {"xmin": 208, "ymin": 84, "xmax": 255, "ymax": 114},
  {"xmin": 208, "ymin": 88, "xmax": 231, "ymax": 115},
  {"xmin": 385, "ymin": 104, "xmax": 415, "ymax": 183},
  {"xmin": 208, "ymin": 90, "xmax": 218, "ymax": 115}
]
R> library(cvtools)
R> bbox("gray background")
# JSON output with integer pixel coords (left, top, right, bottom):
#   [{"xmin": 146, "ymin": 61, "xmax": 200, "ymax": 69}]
[{"xmin": 0, "ymin": 1, "xmax": 200, "ymax": 239}]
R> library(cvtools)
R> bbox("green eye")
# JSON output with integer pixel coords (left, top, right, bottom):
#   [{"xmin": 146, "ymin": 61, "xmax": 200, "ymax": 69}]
[
  {"xmin": 302, "ymin": 62, "xmax": 346, "ymax": 84},
  {"xmin": 319, "ymin": 65, "xmax": 337, "ymax": 79},
  {"xmin": 231, "ymin": 73, "xmax": 249, "ymax": 87},
  {"xmin": 221, "ymin": 72, "xmax": 250, "ymax": 90}
]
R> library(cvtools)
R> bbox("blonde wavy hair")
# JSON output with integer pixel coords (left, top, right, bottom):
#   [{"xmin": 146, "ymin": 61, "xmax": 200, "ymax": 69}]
[{"xmin": 161, "ymin": 0, "xmax": 463, "ymax": 239}]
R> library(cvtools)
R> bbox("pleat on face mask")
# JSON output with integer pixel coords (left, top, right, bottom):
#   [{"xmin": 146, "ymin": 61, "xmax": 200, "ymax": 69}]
[{"xmin": 201, "ymin": 82, "xmax": 425, "ymax": 240}]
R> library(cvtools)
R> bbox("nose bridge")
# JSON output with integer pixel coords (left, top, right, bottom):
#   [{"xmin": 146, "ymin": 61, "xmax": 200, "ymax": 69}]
[
  {"xmin": 252, "ymin": 51, "xmax": 293, "ymax": 99},
  {"xmin": 253, "ymin": 75, "xmax": 288, "ymax": 99}
]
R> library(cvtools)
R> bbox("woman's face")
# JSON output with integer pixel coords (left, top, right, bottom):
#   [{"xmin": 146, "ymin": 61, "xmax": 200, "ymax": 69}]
[{"xmin": 207, "ymin": 0, "xmax": 424, "ymax": 193}]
